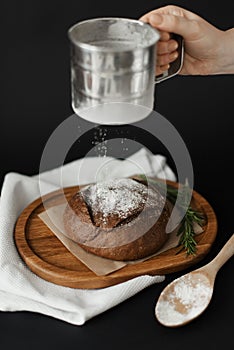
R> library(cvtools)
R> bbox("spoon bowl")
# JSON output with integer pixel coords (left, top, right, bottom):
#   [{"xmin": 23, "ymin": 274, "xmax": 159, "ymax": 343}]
[
  {"xmin": 155, "ymin": 270, "xmax": 213, "ymax": 327},
  {"xmin": 155, "ymin": 233, "xmax": 234, "ymax": 327}
]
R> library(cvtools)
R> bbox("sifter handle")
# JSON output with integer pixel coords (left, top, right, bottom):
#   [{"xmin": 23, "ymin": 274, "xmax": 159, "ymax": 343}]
[{"xmin": 155, "ymin": 34, "xmax": 184, "ymax": 83}]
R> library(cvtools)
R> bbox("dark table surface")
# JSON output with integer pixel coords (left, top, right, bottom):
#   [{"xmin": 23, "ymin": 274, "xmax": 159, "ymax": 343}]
[{"xmin": 1, "ymin": 1, "xmax": 234, "ymax": 349}]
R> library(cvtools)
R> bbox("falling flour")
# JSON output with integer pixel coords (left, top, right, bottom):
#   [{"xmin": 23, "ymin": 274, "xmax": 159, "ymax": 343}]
[
  {"xmin": 92, "ymin": 127, "xmax": 108, "ymax": 157},
  {"xmin": 155, "ymin": 272, "xmax": 213, "ymax": 326}
]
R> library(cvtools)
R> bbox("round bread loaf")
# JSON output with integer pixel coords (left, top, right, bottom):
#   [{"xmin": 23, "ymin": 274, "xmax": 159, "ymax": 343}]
[{"xmin": 63, "ymin": 178, "xmax": 170, "ymax": 260}]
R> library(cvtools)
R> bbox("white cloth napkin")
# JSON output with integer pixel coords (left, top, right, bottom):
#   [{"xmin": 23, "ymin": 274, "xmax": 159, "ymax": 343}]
[{"xmin": 0, "ymin": 148, "xmax": 176, "ymax": 325}]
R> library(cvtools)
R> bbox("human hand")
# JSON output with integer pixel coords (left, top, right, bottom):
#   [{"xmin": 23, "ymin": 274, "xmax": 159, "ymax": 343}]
[{"xmin": 140, "ymin": 5, "xmax": 234, "ymax": 75}]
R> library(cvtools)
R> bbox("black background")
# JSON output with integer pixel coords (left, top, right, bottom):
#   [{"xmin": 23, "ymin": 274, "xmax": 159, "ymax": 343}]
[{"xmin": 1, "ymin": 0, "xmax": 234, "ymax": 349}]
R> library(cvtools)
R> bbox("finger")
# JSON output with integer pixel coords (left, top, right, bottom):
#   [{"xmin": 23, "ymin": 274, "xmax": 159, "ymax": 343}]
[
  {"xmin": 157, "ymin": 39, "xmax": 178, "ymax": 55},
  {"xmin": 157, "ymin": 51, "xmax": 178, "ymax": 66},
  {"xmin": 147, "ymin": 13, "xmax": 200, "ymax": 40},
  {"xmin": 140, "ymin": 5, "xmax": 200, "ymax": 22},
  {"xmin": 156, "ymin": 64, "xmax": 170, "ymax": 76},
  {"xmin": 159, "ymin": 31, "xmax": 171, "ymax": 41}
]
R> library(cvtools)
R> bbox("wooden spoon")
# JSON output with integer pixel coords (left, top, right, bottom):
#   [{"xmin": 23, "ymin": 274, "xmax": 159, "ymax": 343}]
[{"xmin": 155, "ymin": 234, "xmax": 234, "ymax": 327}]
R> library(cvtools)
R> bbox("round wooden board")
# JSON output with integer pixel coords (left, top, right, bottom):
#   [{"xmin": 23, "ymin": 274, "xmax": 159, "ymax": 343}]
[{"xmin": 14, "ymin": 181, "xmax": 218, "ymax": 289}]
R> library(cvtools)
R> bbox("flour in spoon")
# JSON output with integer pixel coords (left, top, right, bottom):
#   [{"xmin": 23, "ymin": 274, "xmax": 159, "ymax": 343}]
[{"xmin": 155, "ymin": 272, "xmax": 213, "ymax": 326}]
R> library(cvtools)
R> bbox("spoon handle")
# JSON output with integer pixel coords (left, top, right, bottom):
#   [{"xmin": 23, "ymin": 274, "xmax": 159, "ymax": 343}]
[{"xmin": 209, "ymin": 233, "xmax": 234, "ymax": 273}]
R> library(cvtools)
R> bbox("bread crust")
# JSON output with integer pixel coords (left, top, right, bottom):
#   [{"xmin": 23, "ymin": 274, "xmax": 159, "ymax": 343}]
[{"xmin": 63, "ymin": 178, "xmax": 169, "ymax": 261}]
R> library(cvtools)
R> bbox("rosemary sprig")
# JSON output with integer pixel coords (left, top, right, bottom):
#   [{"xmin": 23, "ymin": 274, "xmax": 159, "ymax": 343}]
[{"xmin": 138, "ymin": 175, "xmax": 205, "ymax": 255}]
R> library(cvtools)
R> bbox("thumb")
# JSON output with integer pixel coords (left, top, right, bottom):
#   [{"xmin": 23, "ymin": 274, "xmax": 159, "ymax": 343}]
[{"xmin": 145, "ymin": 13, "xmax": 200, "ymax": 40}]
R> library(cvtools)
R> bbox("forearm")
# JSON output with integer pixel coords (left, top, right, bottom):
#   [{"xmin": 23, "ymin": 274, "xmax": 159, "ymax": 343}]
[{"xmin": 217, "ymin": 28, "xmax": 234, "ymax": 74}]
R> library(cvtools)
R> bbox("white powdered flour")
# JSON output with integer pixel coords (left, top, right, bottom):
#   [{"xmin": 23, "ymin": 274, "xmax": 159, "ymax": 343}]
[
  {"xmin": 81, "ymin": 178, "xmax": 163, "ymax": 220},
  {"xmin": 155, "ymin": 272, "xmax": 213, "ymax": 326}
]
